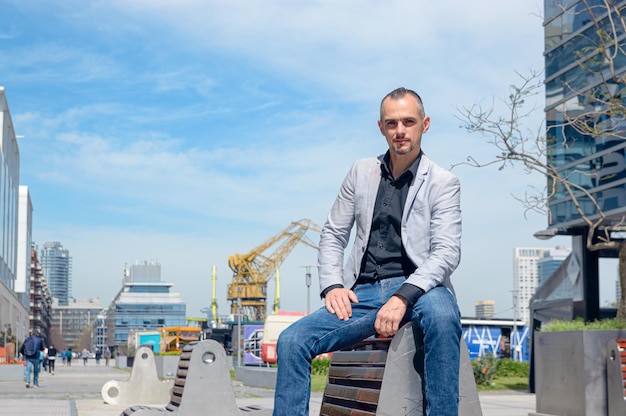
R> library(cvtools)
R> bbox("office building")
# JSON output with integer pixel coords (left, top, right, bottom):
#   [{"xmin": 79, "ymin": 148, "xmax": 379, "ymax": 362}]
[
  {"xmin": 41, "ymin": 241, "xmax": 72, "ymax": 306},
  {"xmin": 538, "ymin": 246, "xmax": 572, "ymax": 286},
  {"xmin": 538, "ymin": 0, "xmax": 626, "ymax": 323},
  {"xmin": 29, "ymin": 247, "xmax": 53, "ymax": 341},
  {"xmin": 51, "ymin": 297, "xmax": 103, "ymax": 351},
  {"xmin": 475, "ymin": 300, "xmax": 496, "ymax": 319},
  {"xmin": 514, "ymin": 247, "xmax": 570, "ymax": 325},
  {"xmin": 106, "ymin": 260, "xmax": 186, "ymax": 348},
  {"xmin": 0, "ymin": 87, "xmax": 30, "ymax": 347},
  {"xmin": 16, "ymin": 186, "xmax": 33, "ymax": 309}
]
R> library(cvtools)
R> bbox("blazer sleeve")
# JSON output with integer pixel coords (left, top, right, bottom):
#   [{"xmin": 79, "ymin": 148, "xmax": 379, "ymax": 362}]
[
  {"xmin": 317, "ymin": 161, "xmax": 359, "ymax": 294},
  {"xmin": 404, "ymin": 169, "xmax": 462, "ymax": 293}
]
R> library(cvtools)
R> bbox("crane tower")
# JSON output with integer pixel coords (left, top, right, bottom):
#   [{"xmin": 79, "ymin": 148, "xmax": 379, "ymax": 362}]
[{"xmin": 227, "ymin": 219, "xmax": 321, "ymax": 322}]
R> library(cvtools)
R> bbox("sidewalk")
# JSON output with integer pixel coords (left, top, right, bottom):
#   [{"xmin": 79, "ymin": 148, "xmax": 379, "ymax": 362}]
[{"xmin": 0, "ymin": 360, "xmax": 537, "ymax": 415}]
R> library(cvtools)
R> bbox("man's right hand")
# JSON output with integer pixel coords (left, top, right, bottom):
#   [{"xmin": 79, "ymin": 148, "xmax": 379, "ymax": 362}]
[{"xmin": 325, "ymin": 288, "xmax": 358, "ymax": 321}]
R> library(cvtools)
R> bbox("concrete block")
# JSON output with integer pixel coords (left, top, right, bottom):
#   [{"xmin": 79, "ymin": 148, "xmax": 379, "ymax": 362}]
[
  {"xmin": 101, "ymin": 346, "xmax": 173, "ymax": 406},
  {"xmin": 376, "ymin": 323, "xmax": 483, "ymax": 416}
]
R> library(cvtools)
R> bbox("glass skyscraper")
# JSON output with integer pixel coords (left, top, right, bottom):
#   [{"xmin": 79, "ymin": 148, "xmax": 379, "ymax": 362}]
[
  {"xmin": 544, "ymin": 0, "xmax": 626, "ymax": 230},
  {"xmin": 41, "ymin": 241, "xmax": 72, "ymax": 306}
]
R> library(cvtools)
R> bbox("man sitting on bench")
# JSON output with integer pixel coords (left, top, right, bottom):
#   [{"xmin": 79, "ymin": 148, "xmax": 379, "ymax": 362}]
[{"xmin": 273, "ymin": 87, "xmax": 463, "ymax": 416}]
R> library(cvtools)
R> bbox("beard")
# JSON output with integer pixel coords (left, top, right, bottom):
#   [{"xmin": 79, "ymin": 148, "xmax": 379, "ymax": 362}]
[{"xmin": 391, "ymin": 142, "xmax": 416, "ymax": 155}]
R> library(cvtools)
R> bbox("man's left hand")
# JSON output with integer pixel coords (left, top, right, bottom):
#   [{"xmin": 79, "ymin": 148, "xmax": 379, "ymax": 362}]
[{"xmin": 374, "ymin": 295, "xmax": 408, "ymax": 337}]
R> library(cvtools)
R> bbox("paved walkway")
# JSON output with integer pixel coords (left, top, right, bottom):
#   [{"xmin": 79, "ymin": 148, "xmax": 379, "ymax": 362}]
[{"xmin": 0, "ymin": 360, "xmax": 537, "ymax": 415}]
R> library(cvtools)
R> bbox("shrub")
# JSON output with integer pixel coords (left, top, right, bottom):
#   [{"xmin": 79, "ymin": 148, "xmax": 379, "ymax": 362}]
[
  {"xmin": 541, "ymin": 317, "xmax": 626, "ymax": 332},
  {"xmin": 471, "ymin": 352, "xmax": 498, "ymax": 386},
  {"xmin": 495, "ymin": 358, "xmax": 528, "ymax": 377},
  {"xmin": 311, "ymin": 357, "xmax": 330, "ymax": 375}
]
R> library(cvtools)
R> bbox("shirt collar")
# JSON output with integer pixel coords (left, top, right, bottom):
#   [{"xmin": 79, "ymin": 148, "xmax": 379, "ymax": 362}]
[{"xmin": 380, "ymin": 150, "xmax": 422, "ymax": 180}]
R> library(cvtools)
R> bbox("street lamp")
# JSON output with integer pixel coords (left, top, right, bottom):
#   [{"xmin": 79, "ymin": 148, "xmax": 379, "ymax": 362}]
[
  {"xmin": 301, "ymin": 265, "xmax": 314, "ymax": 315},
  {"xmin": 237, "ymin": 293, "xmax": 242, "ymax": 368},
  {"xmin": 305, "ymin": 267, "xmax": 312, "ymax": 315},
  {"xmin": 533, "ymin": 228, "xmax": 558, "ymax": 241}
]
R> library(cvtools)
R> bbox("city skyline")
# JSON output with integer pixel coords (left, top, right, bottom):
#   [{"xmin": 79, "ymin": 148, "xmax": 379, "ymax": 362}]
[{"xmin": 1, "ymin": 1, "xmax": 619, "ymax": 320}]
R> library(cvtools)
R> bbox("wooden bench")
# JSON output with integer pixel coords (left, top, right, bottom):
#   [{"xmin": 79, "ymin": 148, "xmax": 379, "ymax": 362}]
[
  {"xmin": 606, "ymin": 339, "xmax": 626, "ymax": 416},
  {"xmin": 320, "ymin": 322, "xmax": 482, "ymax": 416},
  {"xmin": 120, "ymin": 339, "xmax": 270, "ymax": 416}
]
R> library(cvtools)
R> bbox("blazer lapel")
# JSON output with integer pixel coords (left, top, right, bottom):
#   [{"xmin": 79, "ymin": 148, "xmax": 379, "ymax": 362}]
[{"xmin": 403, "ymin": 155, "xmax": 429, "ymax": 222}]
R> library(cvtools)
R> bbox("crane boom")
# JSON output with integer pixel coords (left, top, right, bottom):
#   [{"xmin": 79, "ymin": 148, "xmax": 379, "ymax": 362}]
[{"xmin": 227, "ymin": 219, "xmax": 321, "ymax": 321}]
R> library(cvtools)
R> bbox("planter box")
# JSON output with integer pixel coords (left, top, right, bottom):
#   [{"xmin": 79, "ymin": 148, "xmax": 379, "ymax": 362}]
[{"xmin": 534, "ymin": 329, "xmax": 626, "ymax": 416}]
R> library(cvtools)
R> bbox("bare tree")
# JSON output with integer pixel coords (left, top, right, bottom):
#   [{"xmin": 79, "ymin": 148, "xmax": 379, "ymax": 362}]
[
  {"xmin": 78, "ymin": 326, "xmax": 93, "ymax": 351},
  {"xmin": 456, "ymin": 0, "xmax": 626, "ymax": 319},
  {"xmin": 48, "ymin": 327, "xmax": 67, "ymax": 351}
]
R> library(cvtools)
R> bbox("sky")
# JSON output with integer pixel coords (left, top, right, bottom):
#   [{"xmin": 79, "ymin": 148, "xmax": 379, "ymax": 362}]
[{"xmin": 0, "ymin": 0, "xmax": 618, "ymax": 321}]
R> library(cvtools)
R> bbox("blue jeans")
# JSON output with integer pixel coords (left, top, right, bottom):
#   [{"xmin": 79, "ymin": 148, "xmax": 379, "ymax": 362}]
[
  {"xmin": 24, "ymin": 357, "xmax": 41, "ymax": 386},
  {"xmin": 273, "ymin": 278, "xmax": 461, "ymax": 416}
]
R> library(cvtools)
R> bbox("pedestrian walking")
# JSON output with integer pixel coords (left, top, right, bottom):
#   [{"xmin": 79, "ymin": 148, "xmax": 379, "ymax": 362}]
[
  {"xmin": 104, "ymin": 347, "xmax": 112, "ymax": 366},
  {"xmin": 20, "ymin": 330, "xmax": 44, "ymax": 388},
  {"xmin": 81, "ymin": 348, "xmax": 90, "ymax": 365},
  {"xmin": 47, "ymin": 344, "xmax": 57, "ymax": 374}
]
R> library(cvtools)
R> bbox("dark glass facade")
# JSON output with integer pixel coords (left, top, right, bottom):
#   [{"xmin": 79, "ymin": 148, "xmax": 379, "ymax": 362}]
[
  {"xmin": 544, "ymin": 0, "xmax": 626, "ymax": 228},
  {"xmin": 113, "ymin": 302, "xmax": 186, "ymax": 345}
]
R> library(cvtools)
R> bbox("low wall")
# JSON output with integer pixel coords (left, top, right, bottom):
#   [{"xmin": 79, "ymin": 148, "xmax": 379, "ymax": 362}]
[{"xmin": 235, "ymin": 366, "xmax": 277, "ymax": 389}]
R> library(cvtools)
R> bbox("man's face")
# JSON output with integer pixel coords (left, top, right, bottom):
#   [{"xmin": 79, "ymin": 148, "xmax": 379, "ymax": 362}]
[{"xmin": 378, "ymin": 94, "xmax": 430, "ymax": 157}]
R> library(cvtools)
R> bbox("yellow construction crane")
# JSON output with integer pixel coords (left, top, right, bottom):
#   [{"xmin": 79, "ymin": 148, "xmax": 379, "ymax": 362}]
[{"xmin": 227, "ymin": 219, "xmax": 321, "ymax": 322}]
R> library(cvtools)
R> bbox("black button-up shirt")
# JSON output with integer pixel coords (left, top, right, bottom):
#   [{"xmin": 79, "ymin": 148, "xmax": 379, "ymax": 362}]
[{"xmin": 359, "ymin": 152, "xmax": 418, "ymax": 280}]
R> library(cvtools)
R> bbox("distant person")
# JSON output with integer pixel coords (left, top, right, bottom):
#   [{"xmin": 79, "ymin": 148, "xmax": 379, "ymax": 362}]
[
  {"xmin": 47, "ymin": 344, "xmax": 57, "ymax": 374},
  {"xmin": 103, "ymin": 347, "xmax": 112, "ymax": 366},
  {"xmin": 20, "ymin": 330, "xmax": 44, "ymax": 388},
  {"xmin": 95, "ymin": 348, "xmax": 102, "ymax": 365},
  {"xmin": 66, "ymin": 348, "xmax": 73, "ymax": 367},
  {"xmin": 39, "ymin": 348, "xmax": 46, "ymax": 373},
  {"xmin": 81, "ymin": 348, "xmax": 90, "ymax": 365}
]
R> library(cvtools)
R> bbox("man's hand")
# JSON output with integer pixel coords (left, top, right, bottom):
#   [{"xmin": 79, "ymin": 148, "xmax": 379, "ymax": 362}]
[
  {"xmin": 375, "ymin": 295, "xmax": 408, "ymax": 337},
  {"xmin": 325, "ymin": 288, "xmax": 358, "ymax": 321}
]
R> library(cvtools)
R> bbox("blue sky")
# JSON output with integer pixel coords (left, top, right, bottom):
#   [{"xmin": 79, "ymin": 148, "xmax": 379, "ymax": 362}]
[{"xmin": 1, "ymin": 0, "xmax": 617, "ymax": 319}]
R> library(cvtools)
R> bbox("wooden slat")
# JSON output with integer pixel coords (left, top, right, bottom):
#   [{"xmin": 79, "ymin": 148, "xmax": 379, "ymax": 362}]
[
  {"xmin": 328, "ymin": 365, "xmax": 385, "ymax": 382},
  {"xmin": 329, "ymin": 350, "xmax": 388, "ymax": 366},
  {"xmin": 320, "ymin": 402, "xmax": 377, "ymax": 416},
  {"xmin": 320, "ymin": 340, "xmax": 391, "ymax": 416},
  {"xmin": 323, "ymin": 384, "xmax": 380, "ymax": 405}
]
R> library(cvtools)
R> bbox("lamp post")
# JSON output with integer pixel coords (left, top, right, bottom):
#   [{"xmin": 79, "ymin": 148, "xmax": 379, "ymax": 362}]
[
  {"xmin": 301, "ymin": 265, "xmax": 314, "ymax": 315},
  {"xmin": 237, "ymin": 295, "xmax": 242, "ymax": 368},
  {"xmin": 305, "ymin": 267, "xmax": 312, "ymax": 315},
  {"xmin": 511, "ymin": 290, "xmax": 519, "ymax": 361}
]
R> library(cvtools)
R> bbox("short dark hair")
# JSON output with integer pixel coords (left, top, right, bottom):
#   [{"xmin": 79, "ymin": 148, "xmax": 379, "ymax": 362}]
[{"xmin": 380, "ymin": 87, "xmax": 425, "ymax": 119}]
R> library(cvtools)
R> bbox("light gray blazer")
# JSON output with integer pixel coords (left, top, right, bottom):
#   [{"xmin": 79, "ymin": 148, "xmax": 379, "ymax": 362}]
[{"xmin": 317, "ymin": 153, "xmax": 461, "ymax": 298}]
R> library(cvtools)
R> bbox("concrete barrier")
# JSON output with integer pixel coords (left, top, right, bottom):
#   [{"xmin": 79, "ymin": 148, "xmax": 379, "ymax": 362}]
[
  {"xmin": 101, "ymin": 346, "xmax": 173, "ymax": 406},
  {"xmin": 120, "ymin": 340, "xmax": 272, "ymax": 415},
  {"xmin": 0, "ymin": 364, "xmax": 24, "ymax": 381}
]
